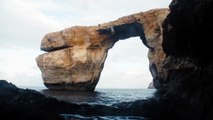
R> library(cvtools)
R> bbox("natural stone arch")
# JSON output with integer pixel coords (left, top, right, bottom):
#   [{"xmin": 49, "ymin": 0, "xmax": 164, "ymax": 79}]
[
  {"xmin": 36, "ymin": 9, "xmax": 169, "ymax": 91},
  {"xmin": 96, "ymin": 37, "xmax": 151, "ymax": 89}
]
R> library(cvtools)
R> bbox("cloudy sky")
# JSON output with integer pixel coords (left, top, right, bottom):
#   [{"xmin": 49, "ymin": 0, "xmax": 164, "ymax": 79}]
[{"xmin": 0, "ymin": 0, "xmax": 171, "ymax": 89}]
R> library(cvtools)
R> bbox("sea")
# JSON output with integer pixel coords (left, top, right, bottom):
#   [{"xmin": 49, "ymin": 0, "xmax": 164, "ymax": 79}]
[{"xmin": 21, "ymin": 86, "xmax": 156, "ymax": 120}]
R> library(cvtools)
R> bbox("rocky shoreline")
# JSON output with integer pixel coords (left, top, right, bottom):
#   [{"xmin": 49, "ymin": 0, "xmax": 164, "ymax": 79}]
[
  {"xmin": 0, "ymin": 80, "xmax": 152, "ymax": 119},
  {"xmin": 0, "ymin": 79, "xmax": 201, "ymax": 120},
  {"xmin": 0, "ymin": 80, "xmax": 117, "ymax": 119}
]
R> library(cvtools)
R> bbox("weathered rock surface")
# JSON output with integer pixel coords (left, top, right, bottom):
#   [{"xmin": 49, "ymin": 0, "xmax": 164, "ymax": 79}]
[
  {"xmin": 152, "ymin": 0, "xmax": 213, "ymax": 119},
  {"xmin": 36, "ymin": 9, "xmax": 169, "ymax": 91}
]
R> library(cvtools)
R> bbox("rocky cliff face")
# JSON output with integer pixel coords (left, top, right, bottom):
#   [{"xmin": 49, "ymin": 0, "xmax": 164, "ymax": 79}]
[
  {"xmin": 36, "ymin": 9, "xmax": 169, "ymax": 91},
  {"xmin": 153, "ymin": 0, "xmax": 213, "ymax": 119}
]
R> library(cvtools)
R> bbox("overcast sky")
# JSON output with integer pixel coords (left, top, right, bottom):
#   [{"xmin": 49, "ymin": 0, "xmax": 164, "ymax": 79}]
[{"xmin": 0, "ymin": 0, "xmax": 171, "ymax": 89}]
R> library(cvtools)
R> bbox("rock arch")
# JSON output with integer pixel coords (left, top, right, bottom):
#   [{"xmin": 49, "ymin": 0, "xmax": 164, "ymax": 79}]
[{"xmin": 36, "ymin": 9, "xmax": 169, "ymax": 91}]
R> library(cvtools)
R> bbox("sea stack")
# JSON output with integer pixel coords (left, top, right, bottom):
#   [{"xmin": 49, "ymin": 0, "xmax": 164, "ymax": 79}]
[{"xmin": 36, "ymin": 9, "xmax": 169, "ymax": 91}]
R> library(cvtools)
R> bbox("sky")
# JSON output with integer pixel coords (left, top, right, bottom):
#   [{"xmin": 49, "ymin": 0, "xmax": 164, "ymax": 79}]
[{"xmin": 0, "ymin": 0, "xmax": 171, "ymax": 89}]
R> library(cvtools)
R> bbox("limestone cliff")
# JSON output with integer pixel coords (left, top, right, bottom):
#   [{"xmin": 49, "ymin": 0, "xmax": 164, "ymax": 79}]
[
  {"xmin": 36, "ymin": 9, "xmax": 169, "ymax": 91},
  {"xmin": 151, "ymin": 0, "xmax": 213, "ymax": 119}
]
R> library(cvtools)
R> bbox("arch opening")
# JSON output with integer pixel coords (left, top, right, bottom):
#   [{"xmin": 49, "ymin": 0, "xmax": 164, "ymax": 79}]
[{"xmin": 96, "ymin": 37, "xmax": 152, "ymax": 89}]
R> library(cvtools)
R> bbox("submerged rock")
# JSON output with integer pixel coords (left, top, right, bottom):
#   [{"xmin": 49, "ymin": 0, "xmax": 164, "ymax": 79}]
[{"xmin": 36, "ymin": 9, "xmax": 169, "ymax": 91}]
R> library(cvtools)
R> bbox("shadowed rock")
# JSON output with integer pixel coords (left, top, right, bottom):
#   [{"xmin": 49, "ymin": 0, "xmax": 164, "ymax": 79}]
[
  {"xmin": 0, "ymin": 80, "xmax": 121, "ymax": 119},
  {"xmin": 0, "ymin": 80, "xmax": 154, "ymax": 119}
]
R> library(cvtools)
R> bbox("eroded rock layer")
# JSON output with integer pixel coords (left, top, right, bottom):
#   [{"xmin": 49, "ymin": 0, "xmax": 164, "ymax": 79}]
[{"xmin": 36, "ymin": 9, "xmax": 169, "ymax": 91}]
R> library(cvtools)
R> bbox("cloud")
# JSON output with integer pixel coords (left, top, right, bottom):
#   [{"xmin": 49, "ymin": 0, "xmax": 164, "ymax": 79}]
[
  {"xmin": 0, "ymin": 47, "xmax": 44, "ymax": 87},
  {"xmin": 0, "ymin": 0, "xmax": 62, "ymax": 49},
  {"xmin": 0, "ymin": 0, "xmax": 171, "ymax": 88}
]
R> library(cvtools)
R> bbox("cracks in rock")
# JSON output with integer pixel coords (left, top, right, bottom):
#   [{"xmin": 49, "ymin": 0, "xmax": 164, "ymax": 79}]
[{"xmin": 40, "ymin": 45, "xmax": 72, "ymax": 52}]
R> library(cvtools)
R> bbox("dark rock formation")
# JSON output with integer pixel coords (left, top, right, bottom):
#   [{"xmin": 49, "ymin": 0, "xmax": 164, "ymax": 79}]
[
  {"xmin": 150, "ymin": 0, "xmax": 213, "ymax": 119},
  {"xmin": 0, "ymin": 80, "xmax": 121, "ymax": 120},
  {"xmin": 0, "ymin": 80, "xmax": 165, "ymax": 120},
  {"xmin": 0, "ymin": 80, "xmax": 151, "ymax": 119},
  {"xmin": 0, "ymin": 80, "xmax": 63, "ymax": 120}
]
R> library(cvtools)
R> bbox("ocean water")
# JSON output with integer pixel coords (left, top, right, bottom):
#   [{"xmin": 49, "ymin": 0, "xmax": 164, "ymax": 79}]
[
  {"xmin": 40, "ymin": 88, "xmax": 156, "ymax": 106},
  {"xmin": 61, "ymin": 114, "xmax": 149, "ymax": 120},
  {"xmin": 22, "ymin": 87, "xmax": 156, "ymax": 120}
]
